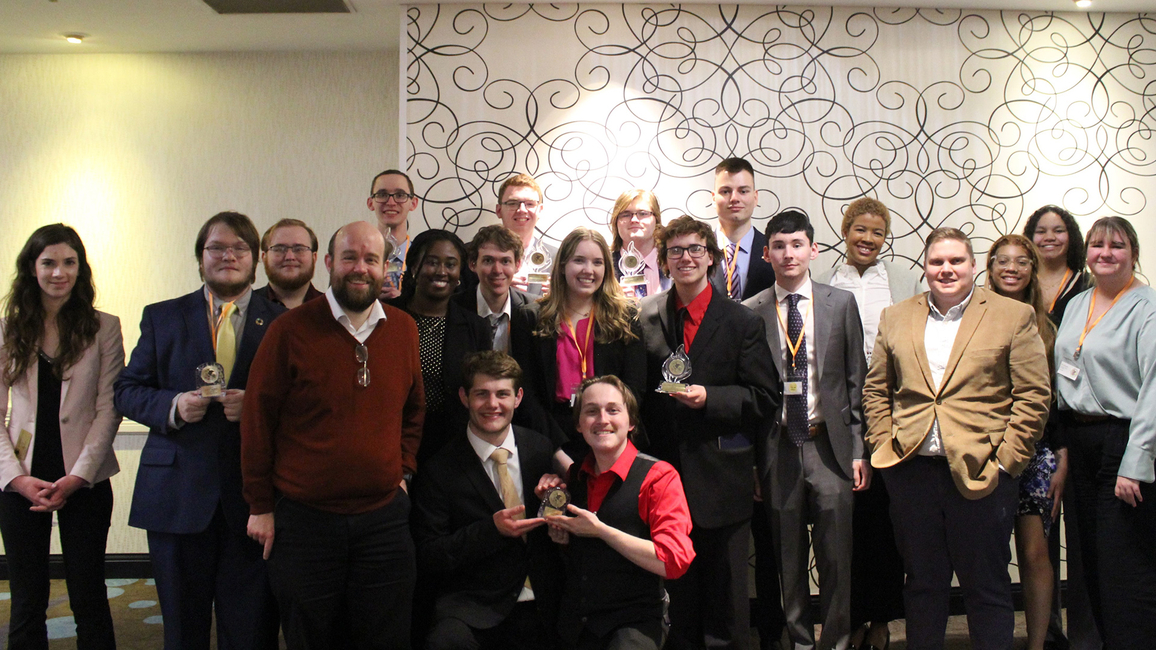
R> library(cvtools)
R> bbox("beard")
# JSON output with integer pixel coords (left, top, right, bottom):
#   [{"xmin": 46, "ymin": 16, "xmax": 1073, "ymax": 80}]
[
  {"xmin": 265, "ymin": 261, "xmax": 315, "ymax": 292},
  {"xmin": 332, "ymin": 272, "xmax": 383, "ymax": 312}
]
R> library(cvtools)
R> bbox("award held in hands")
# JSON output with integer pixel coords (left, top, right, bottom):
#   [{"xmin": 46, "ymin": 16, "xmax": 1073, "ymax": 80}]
[
  {"xmin": 538, "ymin": 486, "xmax": 572, "ymax": 518},
  {"xmin": 618, "ymin": 242, "xmax": 646, "ymax": 287},
  {"xmin": 525, "ymin": 241, "xmax": 552, "ymax": 284},
  {"xmin": 657, "ymin": 345, "xmax": 692, "ymax": 394},
  {"xmin": 197, "ymin": 362, "xmax": 226, "ymax": 398},
  {"xmin": 384, "ymin": 233, "xmax": 403, "ymax": 274}
]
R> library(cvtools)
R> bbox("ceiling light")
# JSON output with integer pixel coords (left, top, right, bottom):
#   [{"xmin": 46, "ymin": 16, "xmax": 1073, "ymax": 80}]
[
  {"xmin": 63, "ymin": 33, "xmax": 86, "ymax": 44},
  {"xmin": 1074, "ymin": 0, "xmax": 1092, "ymax": 7}
]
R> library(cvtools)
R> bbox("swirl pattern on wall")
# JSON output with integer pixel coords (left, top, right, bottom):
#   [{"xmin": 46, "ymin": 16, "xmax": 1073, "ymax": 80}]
[{"xmin": 406, "ymin": 5, "xmax": 1155, "ymax": 266}]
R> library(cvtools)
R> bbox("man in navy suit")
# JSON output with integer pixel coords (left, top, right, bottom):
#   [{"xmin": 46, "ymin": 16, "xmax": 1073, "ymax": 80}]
[
  {"xmin": 708, "ymin": 156, "xmax": 784, "ymax": 647},
  {"xmin": 115, "ymin": 211, "xmax": 284, "ymax": 650},
  {"xmin": 411, "ymin": 351, "xmax": 562, "ymax": 649}
]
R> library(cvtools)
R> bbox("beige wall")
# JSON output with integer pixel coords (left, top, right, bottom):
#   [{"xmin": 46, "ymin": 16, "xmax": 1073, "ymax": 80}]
[{"xmin": 0, "ymin": 49, "xmax": 401, "ymax": 553}]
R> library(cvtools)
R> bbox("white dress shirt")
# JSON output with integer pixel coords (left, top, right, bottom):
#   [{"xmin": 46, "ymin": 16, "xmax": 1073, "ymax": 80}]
[
  {"xmin": 918, "ymin": 287, "xmax": 974, "ymax": 456},
  {"xmin": 326, "ymin": 287, "xmax": 387, "ymax": 343},
  {"xmin": 466, "ymin": 425, "xmax": 534, "ymax": 601},
  {"xmin": 475, "ymin": 285, "xmax": 512, "ymax": 353},
  {"xmin": 827, "ymin": 263, "xmax": 893, "ymax": 363},
  {"xmin": 774, "ymin": 278, "xmax": 822, "ymax": 425}
]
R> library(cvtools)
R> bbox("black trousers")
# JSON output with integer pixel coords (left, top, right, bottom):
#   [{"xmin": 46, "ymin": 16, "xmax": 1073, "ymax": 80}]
[
  {"xmin": 268, "ymin": 493, "xmax": 416, "ymax": 650},
  {"xmin": 850, "ymin": 471, "xmax": 905, "ymax": 628},
  {"xmin": 884, "ymin": 457, "xmax": 1018, "ymax": 650},
  {"xmin": 0, "ymin": 479, "xmax": 115, "ymax": 650},
  {"xmin": 1066, "ymin": 416, "xmax": 1156, "ymax": 649},
  {"xmin": 666, "ymin": 519, "xmax": 751, "ymax": 650},
  {"xmin": 426, "ymin": 601, "xmax": 551, "ymax": 650}
]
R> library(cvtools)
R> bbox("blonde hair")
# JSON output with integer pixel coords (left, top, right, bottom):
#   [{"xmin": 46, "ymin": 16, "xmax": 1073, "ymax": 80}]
[
  {"xmin": 840, "ymin": 197, "xmax": 891, "ymax": 236},
  {"xmin": 609, "ymin": 189, "xmax": 663, "ymax": 253},
  {"xmin": 534, "ymin": 227, "xmax": 639, "ymax": 344}
]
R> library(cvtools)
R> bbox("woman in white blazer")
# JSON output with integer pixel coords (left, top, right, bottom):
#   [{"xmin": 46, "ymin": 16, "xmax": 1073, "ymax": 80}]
[
  {"xmin": 0, "ymin": 224, "xmax": 124, "ymax": 650},
  {"xmin": 816, "ymin": 197, "xmax": 922, "ymax": 650}
]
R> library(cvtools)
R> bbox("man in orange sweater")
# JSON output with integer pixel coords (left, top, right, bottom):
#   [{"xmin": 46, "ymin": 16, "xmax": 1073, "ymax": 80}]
[{"xmin": 241, "ymin": 221, "xmax": 426, "ymax": 649}]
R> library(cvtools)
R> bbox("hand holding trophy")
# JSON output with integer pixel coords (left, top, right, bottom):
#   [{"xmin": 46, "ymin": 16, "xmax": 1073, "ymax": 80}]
[{"xmin": 657, "ymin": 344, "xmax": 692, "ymax": 393}]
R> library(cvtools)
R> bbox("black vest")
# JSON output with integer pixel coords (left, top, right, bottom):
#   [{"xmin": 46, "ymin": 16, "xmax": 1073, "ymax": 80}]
[{"xmin": 558, "ymin": 452, "xmax": 666, "ymax": 639}]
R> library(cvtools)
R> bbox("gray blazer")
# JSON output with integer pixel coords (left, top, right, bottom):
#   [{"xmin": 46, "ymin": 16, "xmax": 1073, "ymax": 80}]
[{"xmin": 743, "ymin": 282, "xmax": 867, "ymax": 491}]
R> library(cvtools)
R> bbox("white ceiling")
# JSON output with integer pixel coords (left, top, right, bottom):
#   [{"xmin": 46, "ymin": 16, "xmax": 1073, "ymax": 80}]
[{"xmin": 1, "ymin": 0, "xmax": 1147, "ymax": 54}]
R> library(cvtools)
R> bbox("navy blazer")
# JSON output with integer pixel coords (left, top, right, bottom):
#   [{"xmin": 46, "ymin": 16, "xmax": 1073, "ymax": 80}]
[
  {"xmin": 639, "ymin": 287, "xmax": 780, "ymax": 528},
  {"xmin": 411, "ymin": 425, "xmax": 562, "ymax": 632},
  {"xmin": 710, "ymin": 228, "xmax": 776, "ymax": 300},
  {"xmin": 116, "ymin": 288, "xmax": 285, "ymax": 536}
]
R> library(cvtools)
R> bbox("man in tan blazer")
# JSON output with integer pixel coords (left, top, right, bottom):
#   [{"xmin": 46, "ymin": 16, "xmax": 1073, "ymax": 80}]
[{"xmin": 862, "ymin": 227, "xmax": 1050, "ymax": 650}]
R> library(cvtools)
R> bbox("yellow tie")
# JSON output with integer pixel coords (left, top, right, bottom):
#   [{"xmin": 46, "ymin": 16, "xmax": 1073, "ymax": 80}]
[
  {"xmin": 216, "ymin": 302, "xmax": 237, "ymax": 384},
  {"xmin": 489, "ymin": 448, "xmax": 532, "ymax": 591}
]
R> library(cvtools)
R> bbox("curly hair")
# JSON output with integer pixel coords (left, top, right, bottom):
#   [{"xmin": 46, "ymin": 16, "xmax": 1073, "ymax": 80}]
[
  {"xmin": 534, "ymin": 227, "xmax": 638, "ymax": 344},
  {"xmin": 986, "ymin": 234, "xmax": 1056, "ymax": 355},
  {"xmin": 1022, "ymin": 205, "xmax": 1086, "ymax": 273},
  {"xmin": 840, "ymin": 197, "xmax": 891, "ymax": 236},
  {"xmin": 398, "ymin": 229, "xmax": 469, "ymax": 307},
  {"xmin": 3, "ymin": 224, "xmax": 100, "ymax": 384}
]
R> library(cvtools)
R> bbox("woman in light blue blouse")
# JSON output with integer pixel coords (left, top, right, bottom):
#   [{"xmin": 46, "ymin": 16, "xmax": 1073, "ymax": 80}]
[{"xmin": 1054, "ymin": 216, "xmax": 1156, "ymax": 650}]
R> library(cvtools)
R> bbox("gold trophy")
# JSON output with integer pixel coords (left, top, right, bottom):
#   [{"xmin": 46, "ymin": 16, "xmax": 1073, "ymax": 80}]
[
  {"xmin": 196, "ymin": 362, "xmax": 226, "ymax": 398},
  {"xmin": 657, "ymin": 345, "xmax": 692, "ymax": 393},
  {"xmin": 618, "ymin": 241, "xmax": 646, "ymax": 287}
]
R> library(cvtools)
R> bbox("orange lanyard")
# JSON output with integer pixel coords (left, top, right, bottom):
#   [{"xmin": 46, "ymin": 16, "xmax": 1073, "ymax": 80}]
[
  {"xmin": 1075, "ymin": 278, "xmax": 1133, "ymax": 360},
  {"xmin": 724, "ymin": 243, "xmax": 740, "ymax": 294},
  {"xmin": 1047, "ymin": 268, "xmax": 1073, "ymax": 314},
  {"xmin": 774, "ymin": 296, "xmax": 812, "ymax": 371},
  {"xmin": 563, "ymin": 309, "xmax": 597, "ymax": 377},
  {"xmin": 206, "ymin": 299, "xmax": 234, "ymax": 354}
]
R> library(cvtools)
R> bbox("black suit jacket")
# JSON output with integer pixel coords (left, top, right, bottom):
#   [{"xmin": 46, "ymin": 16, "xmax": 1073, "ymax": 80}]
[
  {"xmin": 710, "ymin": 228, "xmax": 776, "ymax": 300},
  {"xmin": 450, "ymin": 287, "xmax": 537, "ymax": 355},
  {"xmin": 411, "ymin": 426, "xmax": 562, "ymax": 631},
  {"xmin": 638, "ymin": 287, "xmax": 780, "ymax": 528},
  {"xmin": 512, "ymin": 302, "xmax": 647, "ymax": 448}
]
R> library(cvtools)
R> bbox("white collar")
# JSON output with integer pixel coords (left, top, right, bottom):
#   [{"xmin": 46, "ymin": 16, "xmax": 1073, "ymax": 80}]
[
  {"xmin": 325, "ymin": 287, "xmax": 387, "ymax": 329},
  {"xmin": 476, "ymin": 285, "xmax": 512, "ymax": 319}
]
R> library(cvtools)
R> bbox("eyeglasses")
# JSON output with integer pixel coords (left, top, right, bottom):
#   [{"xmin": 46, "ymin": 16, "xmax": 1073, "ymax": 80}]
[
  {"xmin": 666, "ymin": 244, "xmax": 708, "ymax": 259},
  {"xmin": 371, "ymin": 190, "xmax": 413, "ymax": 203},
  {"xmin": 267, "ymin": 244, "xmax": 313, "ymax": 256},
  {"xmin": 993, "ymin": 256, "xmax": 1032, "ymax": 270},
  {"xmin": 501, "ymin": 199, "xmax": 540, "ymax": 210},
  {"xmin": 355, "ymin": 344, "xmax": 370, "ymax": 387},
  {"xmin": 617, "ymin": 210, "xmax": 654, "ymax": 222},
  {"xmin": 204, "ymin": 244, "xmax": 252, "ymax": 258}
]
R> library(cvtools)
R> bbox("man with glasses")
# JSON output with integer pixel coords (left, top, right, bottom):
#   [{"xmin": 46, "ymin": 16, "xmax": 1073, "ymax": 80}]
[
  {"xmin": 638, "ymin": 215, "xmax": 779, "ymax": 650},
  {"xmin": 242, "ymin": 221, "xmax": 426, "ymax": 649},
  {"xmin": 495, "ymin": 173, "xmax": 557, "ymax": 295},
  {"xmin": 256, "ymin": 218, "xmax": 323, "ymax": 309},
  {"xmin": 368, "ymin": 169, "xmax": 420, "ymax": 300},
  {"xmin": 116, "ymin": 211, "xmax": 284, "ymax": 650}
]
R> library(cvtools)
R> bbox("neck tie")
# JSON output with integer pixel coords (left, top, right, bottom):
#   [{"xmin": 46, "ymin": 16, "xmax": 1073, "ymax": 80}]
[
  {"xmin": 216, "ymin": 302, "xmax": 237, "ymax": 384},
  {"xmin": 490, "ymin": 448, "xmax": 523, "ymax": 516},
  {"xmin": 725, "ymin": 242, "xmax": 743, "ymax": 301},
  {"xmin": 785, "ymin": 293, "xmax": 809, "ymax": 446},
  {"xmin": 488, "ymin": 312, "xmax": 507, "ymax": 351}
]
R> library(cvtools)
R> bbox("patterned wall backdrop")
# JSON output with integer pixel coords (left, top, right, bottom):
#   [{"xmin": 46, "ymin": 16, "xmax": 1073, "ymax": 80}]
[{"xmin": 406, "ymin": 5, "xmax": 1155, "ymax": 268}]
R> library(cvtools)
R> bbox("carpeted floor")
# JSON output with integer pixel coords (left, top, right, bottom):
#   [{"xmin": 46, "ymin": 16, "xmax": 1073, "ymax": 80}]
[{"xmin": 0, "ymin": 579, "xmax": 1041, "ymax": 649}]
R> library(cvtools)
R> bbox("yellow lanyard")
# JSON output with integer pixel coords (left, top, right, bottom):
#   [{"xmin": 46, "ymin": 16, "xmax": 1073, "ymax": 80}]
[
  {"xmin": 1047, "ymin": 268, "xmax": 1073, "ymax": 314},
  {"xmin": 775, "ymin": 296, "xmax": 812, "ymax": 371},
  {"xmin": 563, "ymin": 308, "xmax": 597, "ymax": 377},
  {"xmin": 1075, "ymin": 278, "xmax": 1133, "ymax": 360},
  {"xmin": 724, "ymin": 242, "xmax": 740, "ymax": 295}
]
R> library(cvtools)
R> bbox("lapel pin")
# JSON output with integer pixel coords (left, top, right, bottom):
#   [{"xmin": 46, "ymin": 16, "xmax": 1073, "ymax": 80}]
[{"xmin": 255, "ymin": 318, "xmax": 265, "ymax": 326}]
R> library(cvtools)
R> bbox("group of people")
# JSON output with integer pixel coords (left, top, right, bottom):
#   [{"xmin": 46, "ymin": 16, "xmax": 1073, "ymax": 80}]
[{"xmin": 0, "ymin": 157, "xmax": 1152, "ymax": 650}]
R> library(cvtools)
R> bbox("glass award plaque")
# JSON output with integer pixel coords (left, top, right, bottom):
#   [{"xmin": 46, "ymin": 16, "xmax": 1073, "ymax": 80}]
[
  {"xmin": 525, "ymin": 241, "xmax": 552, "ymax": 284},
  {"xmin": 618, "ymin": 241, "xmax": 646, "ymax": 286},
  {"xmin": 538, "ymin": 486, "xmax": 572, "ymax": 518},
  {"xmin": 656, "ymin": 345, "xmax": 692, "ymax": 393},
  {"xmin": 197, "ymin": 362, "xmax": 226, "ymax": 398},
  {"xmin": 385, "ymin": 233, "xmax": 403, "ymax": 274}
]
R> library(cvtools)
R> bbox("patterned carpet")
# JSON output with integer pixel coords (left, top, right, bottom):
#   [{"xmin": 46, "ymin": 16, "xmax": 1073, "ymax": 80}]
[{"xmin": 0, "ymin": 579, "xmax": 1036, "ymax": 649}]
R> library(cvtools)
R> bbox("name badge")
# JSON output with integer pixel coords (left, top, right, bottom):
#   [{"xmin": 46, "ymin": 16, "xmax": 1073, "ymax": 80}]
[
  {"xmin": 784, "ymin": 381, "xmax": 804, "ymax": 396},
  {"xmin": 1058, "ymin": 360, "xmax": 1081, "ymax": 381}
]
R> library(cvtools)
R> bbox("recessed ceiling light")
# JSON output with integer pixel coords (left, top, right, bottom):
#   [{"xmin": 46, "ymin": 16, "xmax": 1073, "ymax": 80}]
[
  {"xmin": 1074, "ymin": 0, "xmax": 1092, "ymax": 7},
  {"xmin": 63, "ymin": 33, "xmax": 86, "ymax": 44}
]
